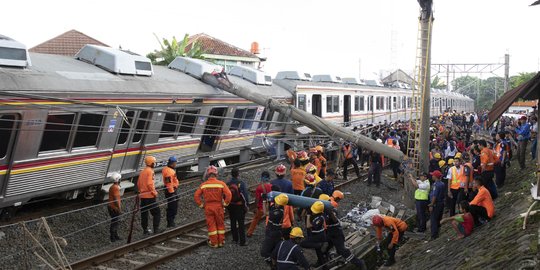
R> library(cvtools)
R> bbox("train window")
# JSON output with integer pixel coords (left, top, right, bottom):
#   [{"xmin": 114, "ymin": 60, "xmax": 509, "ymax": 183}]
[
  {"xmin": 392, "ymin": 97, "xmax": 397, "ymax": 110},
  {"xmin": 376, "ymin": 97, "xmax": 384, "ymax": 110},
  {"xmin": 386, "ymin": 97, "xmax": 391, "ymax": 111},
  {"xmin": 0, "ymin": 114, "xmax": 16, "ymax": 159},
  {"xmin": 326, "ymin": 95, "xmax": 339, "ymax": 113},
  {"xmin": 179, "ymin": 110, "xmax": 198, "ymax": 135},
  {"xmin": 117, "ymin": 110, "xmax": 134, "ymax": 145},
  {"xmin": 132, "ymin": 111, "xmax": 150, "ymax": 143},
  {"xmin": 359, "ymin": 96, "xmax": 365, "ymax": 111},
  {"xmin": 39, "ymin": 113, "xmax": 75, "ymax": 152},
  {"xmin": 73, "ymin": 113, "xmax": 104, "ymax": 148},
  {"xmin": 258, "ymin": 109, "xmax": 267, "ymax": 129},
  {"xmin": 230, "ymin": 109, "xmax": 245, "ymax": 131},
  {"xmin": 297, "ymin": 95, "xmax": 306, "ymax": 111},
  {"xmin": 402, "ymin": 97, "xmax": 406, "ymax": 109},
  {"xmin": 159, "ymin": 112, "xmax": 180, "ymax": 139},
  {"xmin": 407, "ymin": 97, "xmax": 411, "ymax": 108},
  {"xmin": 275, "ymin": 112, "xmax": 284, "ymax": 127},
  {"xmin": 354, "ymin": 96, "xmax": 359, "ymax": 111},
  {"xmin": 242, "ymin": 108, "xmax": 256, "ymax": 130}
]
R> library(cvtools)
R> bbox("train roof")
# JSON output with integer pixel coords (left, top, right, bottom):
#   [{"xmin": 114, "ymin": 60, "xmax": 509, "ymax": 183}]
[{"xmin": 0, "ymin": 53, "xmax": 292, "ymax": 99}]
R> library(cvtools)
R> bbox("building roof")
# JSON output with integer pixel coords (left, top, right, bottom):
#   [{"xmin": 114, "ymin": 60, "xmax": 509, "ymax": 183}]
[
  {"xmin": 187, "ymin": 33, "xmax": 259, "ymax": 60},
  {"xmin": 29, "ymin": 29, "xmax": 109, "ymax": 56},
  {"xmin": 381, "ymin": 69, "xmax": 415, "ymax": 85},
  {"xmin": 488, "ymin": 71, "xmax": 540, "ymax": 126},
  {"xmin": 510, "ymin": 101, "xmax": 538, "ymax": 107}
]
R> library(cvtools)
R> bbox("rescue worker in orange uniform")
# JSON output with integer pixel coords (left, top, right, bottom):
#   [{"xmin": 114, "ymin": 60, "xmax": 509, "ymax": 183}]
[
  {"xmin": 316, "ymin": 145, "xmax": 327, "ymax": 179},
  {"xmin": 138, "ymin": 156, "xmax": 161, "ymax": 234},
  {"xmin": 290, "ymin": 159, "xmax": 306, "ymax": 195},
  {"xmin": 309, "ymin": 148, "xmax": 322, "ymax": 176},
  {"xmin": 286, "ymin": 148, "xmax": 297, "ymax": 170},
  {"xmin": 372, "ymin": 215, "xmax": 408, "ymax": 266},
  {"xmin": 108, "ymin": 172, "xmax": 122, "ymax": 242},
  {"xmin": 342, "ymin": 141, "xmax": 360, "ymax": 181},
  {"xmin": 162, "ymin": 156, "xmax": 179, "ymax": 228},
  {"xmin": 194, "ymin": 165, "xmax": 232, "ymax": 248},
  {"xmin": 479, "ymin": 139, "xmax": 497, "ymax": 200}
]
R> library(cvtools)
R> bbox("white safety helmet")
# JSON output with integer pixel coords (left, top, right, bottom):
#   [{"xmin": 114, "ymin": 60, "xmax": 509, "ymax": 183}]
[{"xmin": 111, "ymin": 172, "xmax": 122, "ymax": 183}]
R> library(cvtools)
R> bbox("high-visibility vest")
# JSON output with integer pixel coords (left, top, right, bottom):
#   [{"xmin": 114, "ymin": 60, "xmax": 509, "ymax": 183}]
[
  {"xmin": 450, "ymin": 166, "xmax": 461, "ymax": 190},
  {"xmin": 414, "ymin": 180, "xmax": 430, "ymax": 201}
]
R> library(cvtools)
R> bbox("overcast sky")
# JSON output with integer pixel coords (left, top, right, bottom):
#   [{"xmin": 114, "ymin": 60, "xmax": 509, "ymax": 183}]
[{"xmin": 2, "ymin": 0, "xmax": 539, "ymax": 81}]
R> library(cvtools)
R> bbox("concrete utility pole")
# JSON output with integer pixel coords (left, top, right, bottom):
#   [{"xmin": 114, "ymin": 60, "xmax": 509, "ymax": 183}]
[
  {"xmin": 418, "ymin": 0, "xmax": 434, "ymax": 174},
  {"xmin": 504, "ymin": 53, "xmax": 510, "ymax": 92},
  {"xmin": 202, "ymin": 73, "xmax": 405, "ymax": 162}
]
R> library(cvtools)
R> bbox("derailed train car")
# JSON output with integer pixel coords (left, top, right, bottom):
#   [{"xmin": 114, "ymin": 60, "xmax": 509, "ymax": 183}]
[{"xmin": 0, "ymin": 35, "xmax": 473, "ymax": 214}]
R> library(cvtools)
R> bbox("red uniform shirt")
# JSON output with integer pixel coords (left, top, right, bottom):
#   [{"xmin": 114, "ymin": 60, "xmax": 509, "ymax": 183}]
[{"xmin": 255, "ymin": 183, "xmax": 272, "ymax": 210}]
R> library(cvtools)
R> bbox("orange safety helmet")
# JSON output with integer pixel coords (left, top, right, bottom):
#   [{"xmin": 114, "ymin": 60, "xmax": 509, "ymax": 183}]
[
  {"xmin": 297, "ymin": 151, "xmax": 309, "ymax": 161},
  {"xmin": 304, "ymin": 174, "xmax": 316, "ymax": 185},
  {"xmin": 206, "ymin": 165, "xmax": 218, "ymax": 176},
  {"xmin": 275, "ymin": 164, "xmax": 287, "ymax": 175},
  {"xmin": 144, "ymin": 156, "xmax": 156, "ymax": 166},
  {"xmin": 330, "ymin": 198, "xmax": 338, "ymax": 208},
  {"xmin": 332, "ymin": 190, "xmax": 344, "ymax": 200},
  {"xmin": 372, "ymin": 215, "xmax": 383, "ymax": 226}
]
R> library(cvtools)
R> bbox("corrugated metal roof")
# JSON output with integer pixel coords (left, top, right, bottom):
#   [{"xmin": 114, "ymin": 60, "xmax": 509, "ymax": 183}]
[{"xmin": 488, "ymin": 71, "xmax": 540, "ymax": 126}]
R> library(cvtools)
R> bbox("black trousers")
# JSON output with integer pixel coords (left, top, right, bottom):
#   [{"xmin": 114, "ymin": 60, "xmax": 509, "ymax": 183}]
[
  {"xmin": 367, "ymin": 163, "xmax": 382, "ymax": 186},
  {"xmin": 430, "ymin": 202, "xmax": 444, "ymax": 238},
  {"xmin": 301, "ymin": 233, "xmax": 326, "ymax": 265},
  {"xmin": 390, "ymin": 160, "xmax": 400, "ymax": 178},
  {"xmin": 447, "ymin": 188, "xmax": 460, "ymax": 217},
  {"xmin": 469, "ymin": 205, "xmax": 490, "ymax": 226},
  {"xmin": 228, "ymin": 204, "xmax": 246, "ymax": 244},
  {"xmin": 387, "ymin": 231, "xmax": 405, "ymax": 262},
  {"xmin": 261, "ymin": 229, "xmax": 282, "ymax": 259},
  {"xmin": 326, "ymin": 228, "xmax": 364, "ymax": 267},
  {"xmin": 482, "ymin": 170, "xmax": 498, "ymax": 200},
  {"xmin": 494, "ymin": 164, "xmax": 506, "ymax": 188},
  {"xmin": 165, "ymin": 190, "xmax": 178, "ymax": 227},
  {"xmin": 107, "ymin": 206, "xmax": 120, "ymax": 240},
  {"xmin": 415, "ymin": 200, "xmax": 429, "ymax": 232},
  {"xmin": 140, "ymin": 197, "xmax": 161, "ymax": 232},
  {"xmin": 343, "ymin": 158, "xmax": 360, "ymax": 180}
]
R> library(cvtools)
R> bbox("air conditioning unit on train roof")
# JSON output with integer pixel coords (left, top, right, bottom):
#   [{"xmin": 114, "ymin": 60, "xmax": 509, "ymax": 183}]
[
  {"xmin": 75, "ymin": 45, "xmax": 153, "ymax": 76},
  {"xmin": 342, "ymin": 77, "xmax": 366, "ymax": 85},
  {"xmin": 168, "ymin": 56, "xmax": 224, "ymax": 79},
  {"xmin": 312, "ymin": 74, "xmax": 342, "ymax": 83},
  {"xmin": 228, "ymin": 65, "xmax": 272, "ymax": 86},
  {"xmin": 0, "ymin": 34, "xmax": 31, "ymax": 68},
  {"xmin": 275, "ymin": 71, "xmax": 312, "ymax": 81}
]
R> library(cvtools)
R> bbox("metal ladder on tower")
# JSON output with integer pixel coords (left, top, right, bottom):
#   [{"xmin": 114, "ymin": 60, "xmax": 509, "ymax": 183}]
[{"xmin": 407, "ymin": 13, "xmax": 433, "ymax": 174}]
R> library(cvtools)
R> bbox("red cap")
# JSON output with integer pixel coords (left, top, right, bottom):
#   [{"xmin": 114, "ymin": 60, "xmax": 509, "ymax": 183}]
[
  {"xmin": 275, "ymin": 164, "xmax": 286, "ymax": 175},
  {"xmin": 372, "ymin": 215, "xmax": 383, "ymax": 226},
  {"xmin": 430, "ymin": 170, "xmax": 442, "ymax": 178},
  {"xmin": 520, "ymin": 116, "xmax": 527, "ymax": 120}
]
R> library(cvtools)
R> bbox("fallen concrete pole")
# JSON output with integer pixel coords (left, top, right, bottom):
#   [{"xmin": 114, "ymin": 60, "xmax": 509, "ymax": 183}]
[{"xmin": 202, "ymin": 73, "xmax": 405, "ymax": 162}]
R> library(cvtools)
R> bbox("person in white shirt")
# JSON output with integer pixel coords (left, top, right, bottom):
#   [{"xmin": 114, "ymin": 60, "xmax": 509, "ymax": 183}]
[{"xmin": 409, "ymin": 172, "xmax": 430, "ymax": 233}]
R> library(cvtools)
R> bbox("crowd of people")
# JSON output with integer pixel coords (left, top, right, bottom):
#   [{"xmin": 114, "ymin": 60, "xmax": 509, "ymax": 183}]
[{"xmin": 103, "ymin": 106, "xmax": 537, "ymax": 269}]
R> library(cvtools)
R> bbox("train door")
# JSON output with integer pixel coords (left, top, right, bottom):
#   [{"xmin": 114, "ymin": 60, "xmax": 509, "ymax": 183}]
[
  {"xmin": 344, "ymin": 95, "xmax": 351, "ymax": 126},
  {"xmin": 312, "ymin": 94, "xmax": 322, "ymax": 117},
  {"xmin": 114, "ymin": 110, "xmax": 151, "ymax": 173},
  {"xmin": 199, "ymin": 107, "xmax": 227, "ymax": 152},
  {"xmin": 0, "ymin": 114, "xmax": 19, "ymax": 197}
]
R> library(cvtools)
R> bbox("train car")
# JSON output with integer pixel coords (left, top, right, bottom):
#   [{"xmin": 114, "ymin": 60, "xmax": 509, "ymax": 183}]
[
  {"xmin": 274, "ymin": 72, "xmax": 474, "ymax": 126},
  {"xmin": 0, "ymin": 38, "xmax": 291, "ymax": 213}
]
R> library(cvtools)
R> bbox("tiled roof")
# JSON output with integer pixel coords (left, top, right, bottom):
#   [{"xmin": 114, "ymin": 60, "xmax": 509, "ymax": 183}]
[
  {"xmin": 187, "ymin": 33, "xmax": 258, "ymax": 59},
  {"xmin": 510, "ymin": 101, "xmax": 537, "ymax": 107},
  {"xmin": 29, "ymin": 29, "xmax": 109, "ymax": 56}
]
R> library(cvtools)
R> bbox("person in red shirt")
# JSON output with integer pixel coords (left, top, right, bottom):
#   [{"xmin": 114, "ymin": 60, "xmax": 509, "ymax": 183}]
[
  {"xmin": 247, "ymin": 171, "xmax": 273, "ymax": 237},
  {"xmin": 441, "ymin": 201, "xmax": 474, "ymax": 239}
]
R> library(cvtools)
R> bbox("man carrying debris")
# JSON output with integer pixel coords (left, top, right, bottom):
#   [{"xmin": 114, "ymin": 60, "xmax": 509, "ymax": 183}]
[{"xmin": 372, "ymin": 215, "xmax": 408, "ymax": 266}]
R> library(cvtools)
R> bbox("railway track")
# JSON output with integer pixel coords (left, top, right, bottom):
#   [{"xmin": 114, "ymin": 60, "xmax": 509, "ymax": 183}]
[{"xmin": 70, "ymin": 172, "xmax": 367, "ymax": 270}]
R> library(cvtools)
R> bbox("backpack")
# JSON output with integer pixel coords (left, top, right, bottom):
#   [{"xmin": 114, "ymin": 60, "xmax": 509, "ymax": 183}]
[{"xmin": 228, "ymin": 182, "xmax": 245, "ymax": 206}]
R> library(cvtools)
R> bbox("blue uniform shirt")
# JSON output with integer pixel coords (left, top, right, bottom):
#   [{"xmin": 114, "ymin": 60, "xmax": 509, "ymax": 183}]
[
  {"xmin": 430, "ymin": 181, "xmax": 446, "ymax": 204},
  {"xmin": 318, "ymin": 179, "xmax": 334, "ymax": 196},
  {"xmin": 516, "ymin": 123, "xmax": 531, "ymax": 140},
  {"xmin": 271, "ymin": 178, "xmax": 293, "ymax": 194}
]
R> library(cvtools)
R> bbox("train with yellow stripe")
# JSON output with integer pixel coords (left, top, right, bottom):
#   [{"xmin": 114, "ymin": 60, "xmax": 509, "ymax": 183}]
[{"xmin": 0, "ymin": 36, "xmax": 472, "ymax": 215}]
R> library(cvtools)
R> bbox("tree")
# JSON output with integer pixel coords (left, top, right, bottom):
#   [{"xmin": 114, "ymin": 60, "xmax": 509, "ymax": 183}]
[
  {"xmin": 510, "ymin": 72, "xmax": 537, "ymax": 89},
  {"xmin": 431, "ymin": 75, "xmax": 447, "ymax": 90},
  {"xmin": 146, "ymin": 33, "xmax": 205, "ymax": 65}
]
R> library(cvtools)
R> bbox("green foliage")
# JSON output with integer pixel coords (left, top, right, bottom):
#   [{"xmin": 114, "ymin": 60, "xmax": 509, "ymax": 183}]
[
  {"xmin": 510, "ymin": 72, "xmax": 537, "ymax": 89},
  {"xmin": 146, "ymin": 33, "xmax": 205, "ymax": 65},
  {"xmin": 431, "ymin": 75, "xmax": 447, "ymax": 89}
]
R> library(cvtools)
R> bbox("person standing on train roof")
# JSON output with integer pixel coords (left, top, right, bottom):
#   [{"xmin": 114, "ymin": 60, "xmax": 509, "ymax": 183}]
[
  {"xmin": 247, "ymin": 171, "xmax": 273, "ymax": 237},
  {"xmin": 271, "ymin": 164, "xmax": 293, "ymax": 194},
  {"xmin": 162, "ymin": 156, "xmax": 179, "ymax": 228},
  {"xmin": 342, "ymin": 141, "xmax": 361, "ymax": 181},
  {"xmin": 226, "ymin": 167, "xmax": 249, "ymax": 246},
  {"xmin": 138, "ymin": 156, "xmax": 161, "ymax": 235},
  {"xmin": 108, "ymin": 172, "xmax": 122, "ymax": 242},
  {"xmin": 290, "ymin": 160, "xmax": 306, "ymax": 196},
  {"xmin": 194, "ymin": 165, "xmax": 232, "ymax": 248}
]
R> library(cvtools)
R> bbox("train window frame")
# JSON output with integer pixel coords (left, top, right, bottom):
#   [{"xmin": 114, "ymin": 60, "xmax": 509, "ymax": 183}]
[
  {"xmin": 242, "ymin": 108, "xmax": 257, "ymax": 130},
  {"xmin": 230, "ymin": 108, "xmax": 246, "ymax": 131},
  {"xmin": 117, "ymin": 110, "xmax": 135, "ymax": 145},
  {"xmin": 159, "ymin": 111, "xmax": 181, "ymax": 141},
  {"xmin": 72, "ymin": 112, "xmax": 105, "ymax": 149},
  {"xmin": 38, "ymin": 112, "xmax": 76, "ymax": 153},
  {"xmin": 354, "ymin": 96, "xmax": 360, "ymax": 112},
  {"xmin": 178, "ymin": 109, "xmax": 198, "ymax": 137},
  {"xmin": 326, "ymin": 95, "xmax": 339, "ymax": 113},
  {"xmin": 375, "ymin": 96, "xmax": 384, "ymax": 111},
  {"xmin": 297, "ymin": 94, "xmax": 306, "ymax": 111},
  {"xmin": 392, "ymin": 96, "xmax": 397, "ymax": 110},
  {"xmin": 0, "ymin": 114, "xmax": 18, "ymax": 160},
  {"xmin": 132, "ymin": 111, "xmax": 151, "ymax": 144}
]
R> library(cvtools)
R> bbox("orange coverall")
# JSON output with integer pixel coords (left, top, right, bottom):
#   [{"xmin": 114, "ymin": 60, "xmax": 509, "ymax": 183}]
[
  {"xmin": 375, "ymin": 216, "xmax": 408, "ymax": 244},
  {"xmin": 194, "ymin": 177, "xmax": 232, "ymax": 246}
]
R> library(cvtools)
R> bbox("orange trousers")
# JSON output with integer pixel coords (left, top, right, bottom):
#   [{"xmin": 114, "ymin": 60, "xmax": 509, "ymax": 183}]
[
  {"xmin": 247, "ymin": 208, "xmax": 264, "ymax": 236},
  {"xmin": 205, "ymin": 204, "xmax": 225, "ymax": 246}
]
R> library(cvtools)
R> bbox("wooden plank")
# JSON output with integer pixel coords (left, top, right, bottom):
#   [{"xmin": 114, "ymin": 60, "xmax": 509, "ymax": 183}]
[
  {"xmin": 169, "ymin": 239, "xmax": 196, "ymax": 245},
  {"xmin": 115, "ymin": 258, "xmax": 144, "ymax": 265},
  {"xmin": 396, "ymin": 209, "xmax": 405, "ymax": 219},
  {"xmin": 154, "ymin": 245, "xmax": 178, "ymax": 252},
  {"xmin": 184, "ymin": 233, "xmax": 207, "ymax": 239}
]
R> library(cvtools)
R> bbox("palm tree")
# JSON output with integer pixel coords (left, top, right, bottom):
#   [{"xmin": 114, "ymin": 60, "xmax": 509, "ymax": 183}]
[{"xmin": 146, "ymin": 33, "xmax": 205, "ymax": 65}]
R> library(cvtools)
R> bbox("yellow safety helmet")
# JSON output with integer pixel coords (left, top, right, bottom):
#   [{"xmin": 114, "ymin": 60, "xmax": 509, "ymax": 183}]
[
  {"xmin": 434, "ymin": 153, "xmax": 442, "ymax": 159},
  {"xmin": 455, "ymin": 152, "xmax": 462, "ymax": 159},
  {"xmin": 274, "ymin": 193, "xmax": 289, "ymax": 206},
  {"xmin": 319, "ymin": 194, "xmax": 331, "ymax": 201},
  {"xmin": 315, "ymin": 145, "xmax": 323, "ymax": 152},
  {"xmin": 438, "ymin": 160, "xmax": 446, "ymax": 168},
  {"xmin": 290, "ymin": 227, "xmax": 304, "ymax": 238},
  {"xmin": 311, "ymin": 201, "xmax": 324, "ymax": 214},
  {"xmin": 448, "ymin": 159, "xmax": 454, "ymax": 165},
  {"xmin": 144, "ymin": 156, "xmax": 156, "ymax": 166}
]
